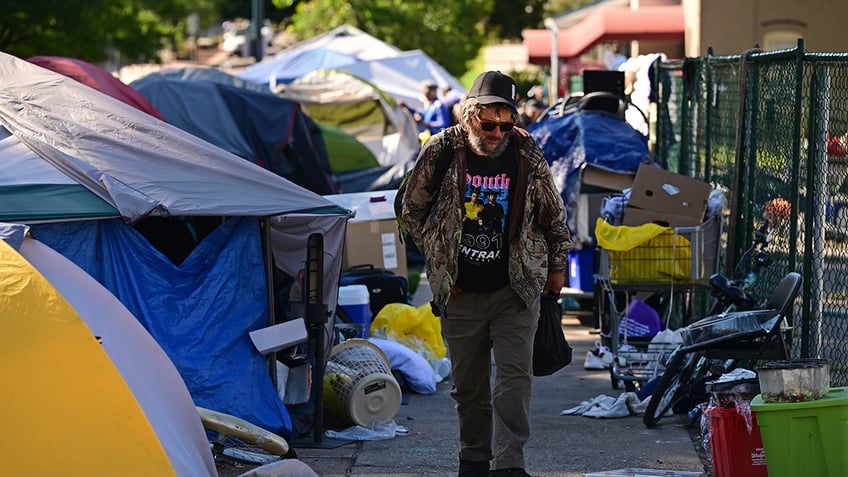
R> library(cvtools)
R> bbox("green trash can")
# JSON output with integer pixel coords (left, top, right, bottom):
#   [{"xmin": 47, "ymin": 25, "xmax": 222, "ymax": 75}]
[{"xmin": 751, "ymin": 386, "xmax": 848, "ymax": 477}]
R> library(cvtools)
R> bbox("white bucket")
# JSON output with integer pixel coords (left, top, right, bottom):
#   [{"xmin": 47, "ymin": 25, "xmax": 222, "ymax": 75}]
[
  {"xmin": 338, "ymin": 285, "xmax": 372, "ymax": 338},
  {"xmin": 323, "ymin": 339, "xmax": 401, "ymax": 427}
]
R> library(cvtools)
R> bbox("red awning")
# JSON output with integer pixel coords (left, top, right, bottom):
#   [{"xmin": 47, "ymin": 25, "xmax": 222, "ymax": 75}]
[{"xmin": 524, "ymin": 5, "xmax": 684, "ymax": 65}]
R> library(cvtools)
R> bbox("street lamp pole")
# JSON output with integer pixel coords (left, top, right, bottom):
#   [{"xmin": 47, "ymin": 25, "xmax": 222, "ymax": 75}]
[
  {"xmin": 251, "ymin": 0, "xmax": 264, "ymax": 62},
  {"xmin": 543, "ymin": 17, "xmax": 559, "ymax": 107}
]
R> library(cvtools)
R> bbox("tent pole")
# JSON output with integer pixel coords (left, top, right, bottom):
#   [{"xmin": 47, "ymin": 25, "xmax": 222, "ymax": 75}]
[
  {"xmin": 305, "ymin": 233, "xmax": 327, "ymax": 443},
  {"xmin": 261, "ymin": 217, "xmax": 278, "ymax": 390}
]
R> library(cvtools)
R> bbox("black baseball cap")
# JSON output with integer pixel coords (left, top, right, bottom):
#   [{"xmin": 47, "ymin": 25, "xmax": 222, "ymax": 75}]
[{"xmin": 467, "ymin": 71, "xmax": 517, "ymax": 110}]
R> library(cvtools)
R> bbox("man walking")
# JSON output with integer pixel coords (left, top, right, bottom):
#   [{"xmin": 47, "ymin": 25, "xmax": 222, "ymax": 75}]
[{"xmin": 401, "ymin": 71, "xmax": 572, "ymax": 477}]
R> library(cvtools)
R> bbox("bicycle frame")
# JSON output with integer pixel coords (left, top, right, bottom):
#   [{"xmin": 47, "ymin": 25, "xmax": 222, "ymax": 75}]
[{"xmin": 642, "ymin": 272, "xmax": 802, "ymax": 428}]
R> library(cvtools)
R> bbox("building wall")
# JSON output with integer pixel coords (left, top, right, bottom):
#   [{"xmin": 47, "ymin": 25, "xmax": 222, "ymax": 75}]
[{"xmin": 695, "ymin": 0, "xmax": 848, "ymax": 56}]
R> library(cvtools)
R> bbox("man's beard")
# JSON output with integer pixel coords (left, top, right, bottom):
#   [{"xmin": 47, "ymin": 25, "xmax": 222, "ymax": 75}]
[{"xmin": 468, "ymin": 129, "xmax": 510, "ymax": 157}]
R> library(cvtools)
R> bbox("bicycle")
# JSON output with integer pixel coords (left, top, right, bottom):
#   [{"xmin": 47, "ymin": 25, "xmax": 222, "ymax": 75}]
[{"xmin": 641, "ymin": 258, "xmax": 802, "ymax": 428}]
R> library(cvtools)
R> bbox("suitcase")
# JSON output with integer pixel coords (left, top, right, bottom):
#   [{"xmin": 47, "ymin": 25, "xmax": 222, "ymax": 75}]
[{"xmin": 340, "ymin": 264, "xmax": 409, "ymax": 317}]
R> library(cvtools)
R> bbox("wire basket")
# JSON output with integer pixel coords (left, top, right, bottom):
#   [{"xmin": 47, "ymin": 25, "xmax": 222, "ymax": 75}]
[
  {"xmin": 323, "ymin": 339, "xmax": 401, "ymax": 427},
  {"xmin": 613, "ymin": 341, "xmax": 679, "ymax": 383},
  {"xmin": 598, "ymin": 215, "xmax": 721, "ymax": 285}
]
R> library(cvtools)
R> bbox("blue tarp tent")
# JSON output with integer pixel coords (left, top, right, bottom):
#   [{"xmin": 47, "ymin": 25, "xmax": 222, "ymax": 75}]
[
  {"xmin": 240, "ymin": 47, "xmax": 359, "ymax": 89},
  {"xmin": 527, "ymin": 109, "xmax": 652, "ymax": 233}
]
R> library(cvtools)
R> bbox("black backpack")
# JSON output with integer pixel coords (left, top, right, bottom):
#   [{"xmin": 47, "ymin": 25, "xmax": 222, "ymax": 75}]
[{"xmin": 394, "ymin": 133, "xmax": 453, "ymax": 252}]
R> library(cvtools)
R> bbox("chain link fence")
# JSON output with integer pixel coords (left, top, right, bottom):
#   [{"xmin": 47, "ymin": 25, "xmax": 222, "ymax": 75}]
[{"xmin": 654, "ymin": 40, "xmax": 848, "ymax": 386}]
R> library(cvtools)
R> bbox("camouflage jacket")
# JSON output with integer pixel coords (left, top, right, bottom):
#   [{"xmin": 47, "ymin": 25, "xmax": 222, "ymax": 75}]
[{"xmin": 400, "ymin": 125, "xmax": 573, "ymax": 314}]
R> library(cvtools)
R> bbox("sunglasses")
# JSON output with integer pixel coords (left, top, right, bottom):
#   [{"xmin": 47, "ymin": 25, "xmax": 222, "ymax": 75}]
[{"xmin": 478, "ymin": 119, "xmax": 514, "ymax": 133}]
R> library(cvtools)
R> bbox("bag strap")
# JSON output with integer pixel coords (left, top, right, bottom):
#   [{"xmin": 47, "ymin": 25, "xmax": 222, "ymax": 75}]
[{"xmin": 427, "ymin": 132, "xmax": 454, "ymax": 204}]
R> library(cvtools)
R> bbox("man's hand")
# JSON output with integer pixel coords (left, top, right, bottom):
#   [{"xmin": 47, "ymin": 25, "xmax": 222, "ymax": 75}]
[{"xmin": 543, "ymin": 271, "xmax": 565, "ymax": 298}]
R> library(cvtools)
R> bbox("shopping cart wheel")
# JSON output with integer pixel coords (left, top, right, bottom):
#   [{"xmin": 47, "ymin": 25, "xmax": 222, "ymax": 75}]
[{"xmin": 609, "ymin": 369, "xmax": 621, "ymax": 389}]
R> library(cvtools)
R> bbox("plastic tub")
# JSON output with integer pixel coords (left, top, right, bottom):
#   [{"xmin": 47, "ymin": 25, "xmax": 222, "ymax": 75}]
[
  {"xmin": 751, "ymin": 387, "xmax": 848, "ymax": 477},
  {"xmin": 757, "ymin": 359, "xmax": 830, "ymax": 403}
]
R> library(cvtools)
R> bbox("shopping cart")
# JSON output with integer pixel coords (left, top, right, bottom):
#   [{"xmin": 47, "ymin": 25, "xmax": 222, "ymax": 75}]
[{"xmin": 595, "ymin": 215, "xmax": 723, "ymax": 391}]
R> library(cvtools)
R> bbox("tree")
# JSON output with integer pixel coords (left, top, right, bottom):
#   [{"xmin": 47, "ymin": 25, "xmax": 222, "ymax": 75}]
[
  {"xmin": 1, "ymin": 0, "xmax": 220, "ymax": 64},
  {"xmin": 280, "ymin": 0, "xmax": 493, "ymax": 77},
  {"xmin": 488, "ymin": 0, "xmax": 547, "ymax": 40}
]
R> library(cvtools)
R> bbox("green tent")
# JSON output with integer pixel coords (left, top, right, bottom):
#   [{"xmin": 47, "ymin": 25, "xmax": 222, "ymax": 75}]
[{"xmin": 316, "ymin": 122, "xmax": 379, "ymax": 174}]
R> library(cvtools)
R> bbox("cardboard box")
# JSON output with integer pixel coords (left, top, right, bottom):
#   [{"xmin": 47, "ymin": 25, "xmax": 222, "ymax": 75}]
[
  {"xmin": 341, "ymin": 219, "xmax": 407, "ymax": 278},
  {"xmin": 324, "ymin": 190, "xmax": 408, "ymax": 278},
  {"xmin": 581, "ymin": 164, "xmax": 636, "ymax": 192},
  {"xmin": 249, "ymin": 318, "xmax": 308, "ymax": 355},
  {"xmin": 623, "ymin": 206, "xmax": 706, "ymax": 228},
  {"xmin": 624, "ymin": 164, "xmax": 712, "ymax": 227}
]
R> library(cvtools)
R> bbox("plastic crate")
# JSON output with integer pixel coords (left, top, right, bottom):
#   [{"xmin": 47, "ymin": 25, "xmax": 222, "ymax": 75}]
[
  {"xmin": 751, "ymin": 387, "xmax": 848, "ymax": 477},
  {"xmin": 598, "ymin": 215, "xmax": 721, "ymax": 285}
]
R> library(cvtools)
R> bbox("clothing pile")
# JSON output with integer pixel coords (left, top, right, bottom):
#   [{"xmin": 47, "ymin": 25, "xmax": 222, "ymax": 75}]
[{"xmin": 560, "ymin": 392, "xmax": 655, "ymax": 419}]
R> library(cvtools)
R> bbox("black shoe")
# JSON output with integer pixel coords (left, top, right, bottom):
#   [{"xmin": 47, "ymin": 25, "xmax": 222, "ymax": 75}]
[
  {"xmin": 489, "ymin": 468, "xmax": 532, "ymax": 477},
  {"xmin": 458, "ymin": 458, "xmax": 490, "ymax": 477}
]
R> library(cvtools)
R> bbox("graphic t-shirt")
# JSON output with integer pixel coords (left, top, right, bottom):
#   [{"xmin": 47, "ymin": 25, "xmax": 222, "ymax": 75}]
[{"xmin": 456, "ymin": 147, "xmax": 516, "ymax": 293}]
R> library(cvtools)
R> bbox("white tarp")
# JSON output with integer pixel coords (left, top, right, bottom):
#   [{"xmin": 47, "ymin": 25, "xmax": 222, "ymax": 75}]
[
  {"xmin": 339, "ymin": 50, "xmax": 466, "ymax": 111},
  {"xmin": 278, "ymin": 69, "xmax": 420, "ymax": 168},
  {"xmin": 0, "ymin": 51, "xmax": 342, "ymax": 222},
  {"xmin": 240, "ymin": 25, "xmax": 464, "ymax": 111}
]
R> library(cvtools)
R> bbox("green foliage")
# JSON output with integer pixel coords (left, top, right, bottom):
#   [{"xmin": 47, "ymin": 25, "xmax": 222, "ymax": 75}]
[
  {"xmin": 488, "ymin": 0, "xmax": 546, "ymax": 40},
  {"xmin": 1, "ymin": 0, "xmax": 220, "ymax": 63},
  {"xmin": 508, "ymin": 68, "xmax": 547, "ymax": 100},
  {"xmin": 285, "ymin": 0, "xmax": 494, "ymax": 77},
  {"xmin": 543, "ymin": 0, "xmax": 595, "ymax": 17}
]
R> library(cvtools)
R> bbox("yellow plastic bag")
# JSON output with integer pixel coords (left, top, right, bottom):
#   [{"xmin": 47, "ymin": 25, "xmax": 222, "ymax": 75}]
[
  {"xmin": 370, "ymin": 302, "xmax": 447, "ymax": 363},
  {"xmin": 595, "ymin": 218, "xmax": 692, "ymax": 282}
]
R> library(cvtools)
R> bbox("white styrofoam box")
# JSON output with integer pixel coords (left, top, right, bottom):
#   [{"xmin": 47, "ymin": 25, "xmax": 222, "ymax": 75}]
[{"xmin": 249, "ymin": 318, "xmax": 308, "ymax": 355}]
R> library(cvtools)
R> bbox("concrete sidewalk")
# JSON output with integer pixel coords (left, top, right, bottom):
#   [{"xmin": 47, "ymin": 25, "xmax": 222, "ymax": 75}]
[
  {"xmin": 286, "ymin": 315, "xmax": 708, "ymax": 476},
  {"xmin": 285, "ymin": 277, "xmax": 710, "ymax": 477},
  {"xmin": 221, "ymin": 277, "xmax": 712, "ymax": 477}
]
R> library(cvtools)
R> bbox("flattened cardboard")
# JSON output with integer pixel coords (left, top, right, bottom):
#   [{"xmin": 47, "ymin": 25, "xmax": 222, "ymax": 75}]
[
  {"xmin": 627, "ymin": 164, "xmax": 711, "ymax": 224},
  {"xmin": 581, "ymin": 165, "xmax": 636, "ymax": 192},
  {"xmin": 623, "ymin": 205, "xmax": 703, "ymax": 227}
]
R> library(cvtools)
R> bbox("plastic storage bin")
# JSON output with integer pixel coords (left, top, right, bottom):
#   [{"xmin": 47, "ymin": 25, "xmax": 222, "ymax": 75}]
[
  {"xmin": 707, "ymin": 406, "xmax": 767, "ymax": 477},
  {"xmin": 568, "ymin": 247, "xmax": 595, "ymax": 292},
  {"xmin": 757, "ymin": 358, "xmax": 830, "ymax": 403},
  {"xmin": 751, "ymin": 386, "xmax": 848, "ymax": 477},
  {"xmin": 338, "ymin": 285, "xmax": 372, "ymax": 338}
]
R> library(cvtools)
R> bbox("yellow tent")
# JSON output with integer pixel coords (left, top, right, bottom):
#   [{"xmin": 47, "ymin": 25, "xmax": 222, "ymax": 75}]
[{"xmin": 0, "ymin": 231, "xmax": 215, "ymax": 476}]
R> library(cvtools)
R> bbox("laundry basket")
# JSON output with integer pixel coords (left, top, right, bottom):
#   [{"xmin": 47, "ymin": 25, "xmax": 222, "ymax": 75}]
[{"xmin": 322, "ymin": 339, "xmax": 402, "ymax": 427}]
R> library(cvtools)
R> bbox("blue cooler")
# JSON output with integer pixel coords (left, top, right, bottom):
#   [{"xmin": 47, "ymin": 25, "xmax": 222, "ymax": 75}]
[{"xmin": 338, "ymin": 285, "xmax": 372, "ymax": 338}]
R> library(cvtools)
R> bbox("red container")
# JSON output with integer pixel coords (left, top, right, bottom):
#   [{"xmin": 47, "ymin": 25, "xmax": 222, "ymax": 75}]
[{"xmin": 707, "ymin": 406, "xmax": 768, "ymax": 477}]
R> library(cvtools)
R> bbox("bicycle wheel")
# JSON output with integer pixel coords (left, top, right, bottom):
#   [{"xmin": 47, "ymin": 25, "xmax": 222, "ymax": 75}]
[{"xmin": 642, "ymin": 348, "xmax": 701, "ymax": 428}]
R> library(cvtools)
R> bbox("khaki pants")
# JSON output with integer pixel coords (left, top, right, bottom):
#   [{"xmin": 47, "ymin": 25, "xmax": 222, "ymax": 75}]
[{"xmin": 442, "ymin": 286, "xmax": 539, "ymax": 470}]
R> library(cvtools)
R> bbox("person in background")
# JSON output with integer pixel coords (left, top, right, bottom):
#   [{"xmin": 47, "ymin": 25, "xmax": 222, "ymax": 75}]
[
  {"xmin": 402, "ymin": 81, "xmax": 452, "ymax": 137},
  {"xmin": 443, "ymin": 85, "xmax": 465, "ymax": 125},
  {"xmin": 518, "ymin": 98, "xmax": 545, "ymax": 127},
  {"xmin": 401, "ymin": 71, "xmax": 573, "ymax": 477}
]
